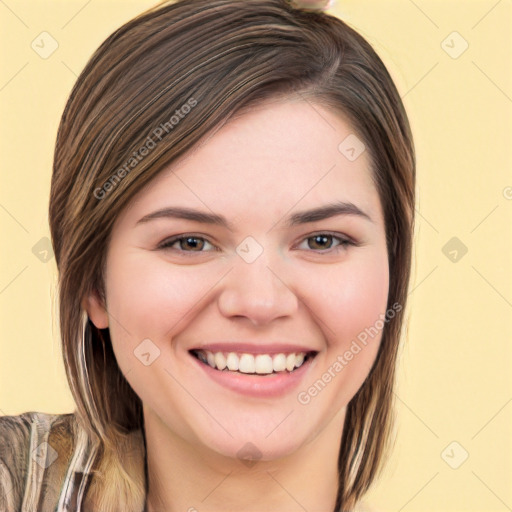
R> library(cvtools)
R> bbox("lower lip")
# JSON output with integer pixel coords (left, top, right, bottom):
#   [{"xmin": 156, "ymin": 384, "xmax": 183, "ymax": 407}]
[{"xmin": 189, "ymin": 352, "xmax": 316, "ymax": 398}]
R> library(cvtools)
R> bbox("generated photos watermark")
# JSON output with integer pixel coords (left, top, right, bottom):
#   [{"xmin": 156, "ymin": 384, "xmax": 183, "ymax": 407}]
[
  {"xmin": 93, "ymin": 97, "xmax": 198, "ymax": 200},
  {"xmin": 297, "ymin": 301, "xmax": 402, "ymax": 405}
]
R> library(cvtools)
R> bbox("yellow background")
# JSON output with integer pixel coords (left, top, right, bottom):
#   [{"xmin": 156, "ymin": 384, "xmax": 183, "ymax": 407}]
[{"xmin": 1, "ymin": 1, "xmax": 510, "ymax": 510}]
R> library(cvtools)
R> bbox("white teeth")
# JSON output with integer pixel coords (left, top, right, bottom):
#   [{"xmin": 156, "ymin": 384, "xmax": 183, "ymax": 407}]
[
  {"xmin": 194, "ymin": 350, "xmax": 311, "ymax": 374},
  {"xmin": 214, "ymin": 352, "xmax": 227, "ymax": 370},
  {"xmin": 286, "ymin": 353, "xmax": 296, "ymax": 372},
  {"xmin": 226, "ymin": 352, "xmax": 239, "ymax": 371},
  {"xmin": 206, "ymin": 351, "xmax": 216, "ymax": 368},
  {"xmin": 239, "ymin": 354, "xmax": 255, "ymax": 373},
  {"xmin": 272, "ymin": 353, "xmax": 287, "ymax": 372},
  {"xmin": 255, "ymin": 354, "xmax": 273, "ymax": 374}
]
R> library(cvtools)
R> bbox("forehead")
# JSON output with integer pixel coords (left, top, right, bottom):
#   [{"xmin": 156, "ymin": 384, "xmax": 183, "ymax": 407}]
[{"xmin": 119, "ymin": 97, "xmax": 382, "ymax": 229}]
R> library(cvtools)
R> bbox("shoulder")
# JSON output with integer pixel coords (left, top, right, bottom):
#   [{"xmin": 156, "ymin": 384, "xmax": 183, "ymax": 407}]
[{"xmin": 0, "ymin": 411, "xmax": 77, "ymax": 512}]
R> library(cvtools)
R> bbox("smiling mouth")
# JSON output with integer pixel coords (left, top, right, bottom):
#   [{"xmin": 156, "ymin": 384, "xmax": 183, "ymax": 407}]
[{"xmin": 189, "ymin": 349, "xmax": 318, "ymax": 376}]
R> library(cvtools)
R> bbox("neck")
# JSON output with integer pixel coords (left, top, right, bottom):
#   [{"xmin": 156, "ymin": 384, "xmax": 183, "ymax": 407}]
[{"xmin": 143, "ymin": 406, "xmax": 345, "ymax": 512}]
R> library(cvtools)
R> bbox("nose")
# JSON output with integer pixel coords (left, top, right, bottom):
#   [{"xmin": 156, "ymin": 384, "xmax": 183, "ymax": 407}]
[{"xmin": 217, "ymin": 252, "xmax": 299, "ymax": 327}]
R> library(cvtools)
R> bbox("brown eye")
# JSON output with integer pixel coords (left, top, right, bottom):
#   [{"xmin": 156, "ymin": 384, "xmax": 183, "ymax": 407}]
[
  {"xmin": 298, "ymin": 233, "xmax": 354, "ymax": 252},
  {"xmin": 178, "ymin": 237, "xmax": 205, "ymax": 251},
  {"xmin": 308, "ymin": 234, "xmax": 335, "ymax": 250},
  {"xmin": 158, "ymin": 235, "xmax": 215, "ymax": 252}
]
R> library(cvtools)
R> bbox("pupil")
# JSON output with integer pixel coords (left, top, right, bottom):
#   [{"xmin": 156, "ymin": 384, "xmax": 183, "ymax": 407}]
[
  {"xmin": 312, "ymin": 235, "xmax": 331, "ymax": 249},
  {"xmin": 184, "ymin": 237, "xmax": 202, "ymax": 250}
]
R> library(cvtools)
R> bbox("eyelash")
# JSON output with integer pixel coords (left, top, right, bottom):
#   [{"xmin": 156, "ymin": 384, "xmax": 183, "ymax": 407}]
[{"xmin": 157, "ymin": 232, "xmax": 357, "ymax": 255}]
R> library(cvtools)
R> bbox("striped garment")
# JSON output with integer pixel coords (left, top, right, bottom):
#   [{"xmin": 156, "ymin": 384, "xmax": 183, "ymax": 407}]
[
  {"xmin": 0, "ymin": 411, "xmax": 378, "ymax": 512},
  {"xmin": 0, "ymin": 411, "xmax": 103, "ymax": 511}
]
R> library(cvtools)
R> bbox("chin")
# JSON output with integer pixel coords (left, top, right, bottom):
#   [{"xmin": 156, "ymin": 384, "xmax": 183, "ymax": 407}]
[{"xmin": 209, "ymin": 437, "xmax": 305, "ymax": 465}]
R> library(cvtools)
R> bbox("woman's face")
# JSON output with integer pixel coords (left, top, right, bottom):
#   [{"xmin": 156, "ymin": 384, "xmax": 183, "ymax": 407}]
[{"xmin": 86, "ymin": 96, "xmax": 389, "ymax": 461}]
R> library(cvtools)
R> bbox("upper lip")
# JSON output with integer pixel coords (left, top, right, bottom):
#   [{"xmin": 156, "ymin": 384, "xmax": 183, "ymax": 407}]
[{"xmin": 189, "ymin": 342, "xmax": 319, "ymax": 355}]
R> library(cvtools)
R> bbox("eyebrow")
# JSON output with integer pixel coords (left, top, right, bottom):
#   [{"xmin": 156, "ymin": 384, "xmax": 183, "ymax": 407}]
[{"xmin": 135, "ymin": 200, "xmax": 373, "ymax": 229}]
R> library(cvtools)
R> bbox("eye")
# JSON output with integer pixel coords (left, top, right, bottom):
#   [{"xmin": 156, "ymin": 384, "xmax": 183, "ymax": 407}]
[
  {"xmin": 157, "ymin": 232, "xmax": 356, "ymax": 255},
  {"xmin": 158, "ymin": 235, "xmax": 216, "ymax": 253},
  {"xmin": 297, "ymin": 233, "xmax": 355, "ymax": 252}
]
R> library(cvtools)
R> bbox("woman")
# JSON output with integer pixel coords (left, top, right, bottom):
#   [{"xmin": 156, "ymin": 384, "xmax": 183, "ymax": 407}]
[{"xmin": 0, "ymin": 0, "xmax": 415, "ymax": 510}]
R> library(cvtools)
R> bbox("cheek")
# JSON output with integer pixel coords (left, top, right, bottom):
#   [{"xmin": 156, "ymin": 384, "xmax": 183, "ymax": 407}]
[
  {"xmin": 297, "ymin": 253, "xmax": 389, "ymax": 410},
  {"xmin": 314, "ymin": 250, "xmax": 389, "ymax": 358},
  {"xmin": 104, "ymin": 252, "xmax": 219, "ymax": 357}
]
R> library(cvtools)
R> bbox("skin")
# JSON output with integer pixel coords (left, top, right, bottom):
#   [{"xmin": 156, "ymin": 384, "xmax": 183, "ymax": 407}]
[{"xmin": 85, "ymin": 95, "xmax": 389, "ymax": 512}]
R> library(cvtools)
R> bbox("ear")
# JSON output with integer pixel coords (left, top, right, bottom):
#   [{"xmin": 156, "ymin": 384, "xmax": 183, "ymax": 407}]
[{"xmin": 82, "ymin": 289, "xmax": 109, "ymax": 329}]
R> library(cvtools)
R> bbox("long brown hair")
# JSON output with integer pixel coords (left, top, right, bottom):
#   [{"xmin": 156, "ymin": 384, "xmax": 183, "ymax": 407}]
[{"xmin": 49, "ymin": 1, "xmax": 415, "ymax": 510}]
